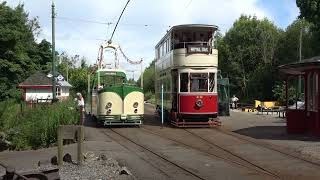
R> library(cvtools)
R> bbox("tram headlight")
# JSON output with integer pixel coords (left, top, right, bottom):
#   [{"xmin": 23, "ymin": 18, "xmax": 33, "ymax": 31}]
[
  {"xmin": 133, "ymin": 102, "xmax": 138, "ymax": 108},
  {"xmin": 106, "ymin": 102, "xmax": 112, "ymax": 108},
  {"xmin": 195, "ymin": 99, "xmax": 203, "ymax": 108}
]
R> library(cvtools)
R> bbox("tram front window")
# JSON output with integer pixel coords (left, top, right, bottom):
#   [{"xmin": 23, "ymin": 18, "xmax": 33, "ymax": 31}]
[
  {"xmin": 101, "ymin": 75, "xmax": 124, "ymax": 87},
  {"xmin": 180, "ymin": 73, "xmax": 189, "ymax": 92},
  {"xmin": 209, "ymin": 73, "xmax": 215, "ymax": 92},
  {"xmin": 190, "ymin": 73, "xmax": 208, "ymax": 92}
]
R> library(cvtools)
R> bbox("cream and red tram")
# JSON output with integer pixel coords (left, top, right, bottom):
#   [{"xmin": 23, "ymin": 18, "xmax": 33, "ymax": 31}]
[{"xmin": 155, "ymin": 24, "xmax": 219, "ymax": 127}]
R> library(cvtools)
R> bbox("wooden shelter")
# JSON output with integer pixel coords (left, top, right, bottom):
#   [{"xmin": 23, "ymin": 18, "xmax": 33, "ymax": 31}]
[
  {"xmin": 18, "ymin": 71, "xmax": 72, "ymax": 102},
  {"xmin": 279, "ymin": 56, "xmax": 320, "ymax": 136}
]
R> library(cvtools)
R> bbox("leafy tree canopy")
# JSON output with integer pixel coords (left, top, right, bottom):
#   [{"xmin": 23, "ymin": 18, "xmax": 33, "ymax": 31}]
[
  {"xmin": 137, "ymin": 60, "xmax": 155, "ymax": 93},
  {"xmin": 297, "ymin": 0, "xmax": 320, "ymax": 26},
  {"xmin": 0, "ymin": 2, "xmax": 52, "ymax": 100},
  {"xmin": 218, "ymin": 15, "xmax": 281, "ymax": 102}
]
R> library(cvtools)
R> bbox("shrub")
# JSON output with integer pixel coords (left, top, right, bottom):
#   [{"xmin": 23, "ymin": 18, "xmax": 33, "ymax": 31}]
[
  {"xmin": 144, "ymin": 91, "xmax": 155, "ymax": 104},
  {"xmin": 0, "ymin": 99, "xmax": 79, "ymax": 150},
  {"xmin": 144, "ymin": 91, "xmax": 153, "ymax": 101}
]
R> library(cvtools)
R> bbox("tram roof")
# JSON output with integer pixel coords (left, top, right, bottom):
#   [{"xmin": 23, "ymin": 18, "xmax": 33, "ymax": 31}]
[
  {"xmin": 279, "ymin": 56, "xmax": 320, "ymax": 75},
  {"xmin": 156, "ymin": 24, "xmax": 218, "ymax": 48},
  {"xmin": 96, "ymin": 68, "xmax": 126, "ymax": 77}
]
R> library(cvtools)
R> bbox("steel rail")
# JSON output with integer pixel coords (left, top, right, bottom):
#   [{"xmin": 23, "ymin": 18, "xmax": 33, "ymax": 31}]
[
  {"xmin": 99, "ymin": 129, "xmax": 171, "ymax": 179},
  {"xmin": 107, "ymin": 128, "xmax": 206, "ymax": 180},
  {"xmin": 214, "ymin": 128, "xmax": 320, "ymax": 167},
  {"xmin": 183, "ymin": 129, "xmax": 283, "ymax": 180},
  {"xmin": 139, "ymin": 126, "xmax": 281, "ymax": 179}
]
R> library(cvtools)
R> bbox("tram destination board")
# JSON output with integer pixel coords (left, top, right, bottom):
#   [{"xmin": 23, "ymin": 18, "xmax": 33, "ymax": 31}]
[{"xmin": 187, "ymin": 46, "xmax": 210, "ymax": 54}]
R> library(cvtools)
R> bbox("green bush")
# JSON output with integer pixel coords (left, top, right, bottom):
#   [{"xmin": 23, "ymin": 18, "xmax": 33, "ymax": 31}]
[
  {"xmin": 0, "ymin": 99, "xmax": 79, "ymax": 150},
  {"xmin": 144, "ymin": 91, "xmax": 155, "ymax": 104},
  {"xmin": 144, "ymin": 91, "xmax": 153, "ymax": 101}
]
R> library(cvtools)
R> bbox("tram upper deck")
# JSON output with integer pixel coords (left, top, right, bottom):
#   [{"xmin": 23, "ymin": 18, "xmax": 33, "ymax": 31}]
[{"xmin": 155, "ymin": 24, "xmax": 218, "ymax": 70}]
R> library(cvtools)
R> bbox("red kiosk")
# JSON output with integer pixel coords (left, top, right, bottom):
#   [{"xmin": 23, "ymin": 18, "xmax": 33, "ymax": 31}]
[{"xmin": 279, "ymin": 56, "xmax": 320, "ymax": 136}]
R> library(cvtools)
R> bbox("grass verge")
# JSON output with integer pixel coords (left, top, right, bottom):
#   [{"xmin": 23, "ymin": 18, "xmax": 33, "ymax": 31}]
[{"xmin": 0, "ymin": 99, "xmax": 79, "ymax": 151}]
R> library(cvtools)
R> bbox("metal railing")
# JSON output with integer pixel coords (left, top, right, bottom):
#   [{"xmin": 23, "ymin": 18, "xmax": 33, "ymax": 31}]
[{"xmin": 173, "ymin": 41, "xmax": 211, "ymax": 49}]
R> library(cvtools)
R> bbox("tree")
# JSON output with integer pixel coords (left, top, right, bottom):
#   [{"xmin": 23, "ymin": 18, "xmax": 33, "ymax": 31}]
[
  {"xmin": 297, "ymin": 0, "xmax": 320, "ymax": 26},
  {"xmin": 275, "ymin": 19, "xmax": 316, "ymax": 65},
  {"xmin": 0, "ymin": 2, "xmax": 52, "ymax": 100},
  {"xmin": 69, "ymin": 68, "xmax": 88, "ymax": 98},
  {"xmin": 137, "ymin": 60, "xmax": 155, "ymax": 93},
  {"xmin": 218, "ymin": 15, "xmax": 282, "ymax": 102}
]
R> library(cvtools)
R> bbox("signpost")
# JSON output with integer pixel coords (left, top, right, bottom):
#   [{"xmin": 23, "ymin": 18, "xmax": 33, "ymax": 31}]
[{"xmin": 57, "ymin": 125, "xmax": 84, "ymax": 166}]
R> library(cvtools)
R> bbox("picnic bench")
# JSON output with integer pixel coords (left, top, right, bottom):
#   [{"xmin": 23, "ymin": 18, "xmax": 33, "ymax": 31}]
[{"xmin": 257, "ymin": 106, "xmax": 286, "ymax": 118}]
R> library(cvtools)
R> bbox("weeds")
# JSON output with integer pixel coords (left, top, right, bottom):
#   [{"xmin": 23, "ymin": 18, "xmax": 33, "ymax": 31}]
[{"xmin": 0, "ymin": 99, "xmax": 79, "ymax": 150}]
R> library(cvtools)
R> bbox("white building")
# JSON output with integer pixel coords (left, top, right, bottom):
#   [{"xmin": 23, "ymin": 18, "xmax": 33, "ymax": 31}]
[{"xmin": 18, "ymin": 72, "xmax": 72, "ymax": 102}]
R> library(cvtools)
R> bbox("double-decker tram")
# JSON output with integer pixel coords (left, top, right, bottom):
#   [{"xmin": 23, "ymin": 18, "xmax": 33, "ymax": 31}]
[{"xmin": 155, "ymin": 24, "xmax": 220, "ymax": 127}]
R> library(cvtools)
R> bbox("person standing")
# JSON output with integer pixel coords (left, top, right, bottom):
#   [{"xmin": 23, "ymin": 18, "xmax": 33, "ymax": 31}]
[
  {"xmin": 76, "ymin": 93, "xmax": 85, "ymax": 125},
  {"xmin": 231, "ymin": 95, "xmax": 239, "ymax": 109}
]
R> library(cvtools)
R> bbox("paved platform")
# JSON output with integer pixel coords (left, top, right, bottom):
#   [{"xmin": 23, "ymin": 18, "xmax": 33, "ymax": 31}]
[{"xmin": 220, "ymin": 110, "xmax": 320, "ymax": 160}]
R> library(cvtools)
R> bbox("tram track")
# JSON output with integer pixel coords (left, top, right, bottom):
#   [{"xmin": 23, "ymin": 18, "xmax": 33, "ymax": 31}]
[
  {"xmin": 139, "ymin": 126, "xmax": 281, "ymax": 180},
  {"xmin": 214, "ymin": 128, "xmax": 320, "ymax": 167},
  {"xmin": 99, "ymin": 128, "xmax": 206, "ymax": 180},
  {"xmin": 183, "ymin": 128, "xmax": 320, "ymax": 180},
  {"xmin": 182, "ymin": 129, "xmax": 282, "ymax": 179},
  {"xmin": 139, "ymin": 105, "xmax": 320, "ymax": 179}
]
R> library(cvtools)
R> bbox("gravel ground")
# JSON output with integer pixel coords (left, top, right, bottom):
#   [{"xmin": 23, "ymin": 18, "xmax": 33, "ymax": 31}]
[{"xmin": 38, "ymin": 153, "xmax": 135, "ymax": 180}]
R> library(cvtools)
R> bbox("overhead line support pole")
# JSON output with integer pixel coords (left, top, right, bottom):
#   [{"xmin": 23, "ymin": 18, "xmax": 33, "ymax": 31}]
[
  {"xmin": 141, "ymin": 59, "xmax": 143, "ymax": 88},
  {"xmin": 298, "ymin": 26, "xmax": 302, "ymax": 97},
  {"xmin": 52, "ymin": 1, "xmax": 56, "ymax": 101}
]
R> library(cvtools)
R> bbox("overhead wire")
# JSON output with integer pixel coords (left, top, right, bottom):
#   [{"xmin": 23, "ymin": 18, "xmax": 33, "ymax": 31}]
[
  {"xmin": 56, "ymin": 16, "xmax": 110, "ymax": 25},
  {"xmin": 183, "ymin": 0, "xmax": 193, "ymax": 10},
  {"xmin": 56, "ymin": 16, "xmax": 171, "ymax": 28}
]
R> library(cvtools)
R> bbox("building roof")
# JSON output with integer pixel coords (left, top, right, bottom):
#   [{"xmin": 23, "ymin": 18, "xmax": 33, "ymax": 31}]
[
  {"xmin": 57, "ymin": 81, "xmax": 72, "ymax": 87},
  {"xmin": 18, "ymin": 71, "xmax": 72, "ymax": 88},
  {"xmin": 278, "ymin": 56, "xmax": 320, "ymax": 75},
  {"xmin": 19, "ymin": 72, "xmax": 52, "ymax": 87}
]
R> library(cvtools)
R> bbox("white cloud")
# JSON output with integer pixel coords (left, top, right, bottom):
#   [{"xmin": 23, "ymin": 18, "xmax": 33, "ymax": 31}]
[{"xmin": 5, "ymin": 0, "xmax": 295, "ymax": 79}]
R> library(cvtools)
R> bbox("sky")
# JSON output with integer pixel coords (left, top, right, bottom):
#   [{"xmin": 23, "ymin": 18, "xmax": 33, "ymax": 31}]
[{"xmin": 5, "ymin": 0, "xmax": 299, "ymax": 79}]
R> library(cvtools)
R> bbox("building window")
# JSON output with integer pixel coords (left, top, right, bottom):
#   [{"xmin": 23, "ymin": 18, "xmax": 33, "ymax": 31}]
[{"xmin": 56, "ymin": 87, "xmax": 61, "ymax": 96}]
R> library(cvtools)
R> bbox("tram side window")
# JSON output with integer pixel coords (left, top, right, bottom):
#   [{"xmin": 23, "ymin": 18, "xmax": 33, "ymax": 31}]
[
  {"xmin": 209, "ymin": 73, "xmax": 215, "ymax": 92},
  {"xmin": 180, "ymin": 73, "xmax": 188, "ymax": 92},
  {"xmin": 190, "ymin": 73, "xmax": 208, "ymax": 92}
]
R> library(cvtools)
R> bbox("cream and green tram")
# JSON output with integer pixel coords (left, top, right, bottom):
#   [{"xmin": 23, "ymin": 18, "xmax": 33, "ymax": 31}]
[{"xmin": 91, "ymin": 69, "xmax": 144, "ymax": 126}]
